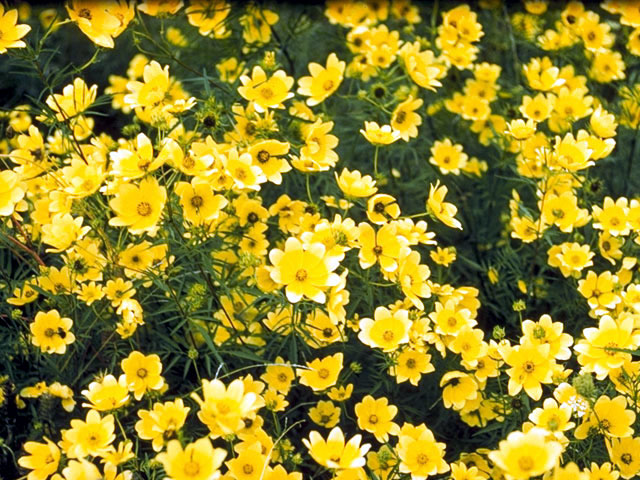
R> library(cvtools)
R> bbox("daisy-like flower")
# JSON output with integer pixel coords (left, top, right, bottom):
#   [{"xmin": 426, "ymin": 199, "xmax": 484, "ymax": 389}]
[
  {"xmin": 427, "ymin": 181, "xmax": 463, "ymax": 230},
  {"xmin": 297, "ymin": 53, "xmax": 346, "ymax": 106},
  {"xmin": 268, "ymin": 237, "xmax": 341, "ymax": 303},
  {"xmin": 360, "ymin": 121, "xmax": 401, "ymax": 145},
  {"xmin": 238, "ymin": 66, "xmax": 294, "ymax": 112},
  {"xmin": 0, "ymin": 5, "xmax": 31, "ymax": 54}
]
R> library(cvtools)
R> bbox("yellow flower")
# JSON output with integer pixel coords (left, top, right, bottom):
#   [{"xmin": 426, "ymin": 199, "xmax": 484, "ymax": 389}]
[
  {"xmin": 0, "ymin": 5, "xmax": 31, "ymax": 53},
  {"xmin": 547, "ymin": 242, "xmax": 594, "ymax": 278},
  {"xmin": 135, "ymin": 399, "xmax": 190, "ymax": 452},
  {"xmin": 593, "ymin": 196, "xmax": 630, "ymax": 237},
  {"xmin": 64, "ymin": 409, "xmax": 115, "ymax": 459},
  {"xmin": 391, "ymin": 95, "xmax": 423, "ymax": 141},
  {"xmin": 335, "ymin": 168, "xmax": 377, "ymax": 198},
  {"xmin": 528, "ymin": 398, "xmax": 574, "ymax": 435},
  {"xmin": 121, "ymin": 351, "xmax": 165, "ymax": 401},
  {"xmin": 521, "ymin": 314, "xmax": 573, "ymax": 361},
  {"xmin": 488, "ymin": 429, "xmax": 563, "ymax": 480},
  {"xmin": 156, "ymin": 438, "xmax": 227, "ymax": 480},
  {"xmin": 397, "ymin": 423, "xmax": 449, "ymax": 478},
  {"xmin": 60, "ymin": 460, "xmax": 101, "ymax": 480},
  {"xmin": 109, "ymin": 177, "xmax": 167, "ymax": 235},
  {"xmin": 223, "ymin": 147, "xmax": 267, "ymax": 191},
  {"xmin": 327, "ymin": 383, "xmax": 354, "ymax": 402},
  {"xmin": 248, "ymin": 139, "xmax": 292, "ymax": 185},
  {"xmin": 186, "ymin": 0, "xmax": 231, "ymax": 37},
  {"xmin": 303, "ymin": 426, "xmax": 371, "ymax": 470},
  {"xmin": 18, "ymin": 438, "xmax": 60, "ymax": 480},
  {"xmin": 238, "ymin": 66, "xmax": 294, "ymax": 112},
  {"xmin": 575, "ymin": 314, "xmax": 637, "ymax": 381},
  {"xmin": 505, "ymin": 118, "xmax": 537, "ymax": 140},
  {"xmin": 297, "ymin": 53, "xmax": 346, "ymax": 106},
  {"xmin": 67, "ymin": 0, "xmax": 134, "ymax": 48},
  {"xmin": 44, "ymin": 77, "xmax": 97, "ymax": 122},
  {"xmin": 391, "ymin": 349, "xmax": 435, "ymax": 386},
  {"xmin": 358, "ymin": 306, "xmax": 411, "ymax": 352},
  {"xmin": 261, "ymin": 356, "xmax": 295, "ymax": 394},
  {"xmin": 297, "ymin": 352, "xmax": 343, "ymax": 392},
  {"xmin": 357, "ymin": 222, "xmax": 407, "ymax": 272},
  {"xmin": 138, "ymin": 0, "xmax": 183, "ymax": 16},
  {"xmin": 367, "ymin": 193, "xmax": 401, "ymax": 225},
  {"xmin": 430, "ymin": 246, "xmax": 456, "ymax": 266},
  {"xmin": 175, "ymin": 179, "xmax": 228, "ymax": 226},
  {"xmin": 440, "ymin": 371, "xmax": 479, "ymax": 410},
  {"xmin": 577, "ymin": 271, "xmax": 620, "ymax": 315},
  {"xmin": 429, "ymin": 138, "xmax": 468, "ymax": 175},
  {"xmin": 360, "ymin": 121, "xmax": 401, "ymax": 145},
  {"xmin": 427, "ymin": 181, "xmax": 462, "ymax": 230},
  {"xmin": 309, "ymin": 400, "xmax": 341, "ymax": 428},
  {"xmin": 400, "ymin": 41, "xmax": 446, "ymax": 91},
  {"xmin": 81, "ymin": 374, "xmax": 130, "ymax": 411},
  {"xmin": 608, "ymin": 437, "xmax": 640, "ymax": 479},
  {"xmin": 0, "ymin": 170, "xmax": 26, "ymax": 216},
  {"xmin": 499, "ymin": 342, "xmax": 554, "ymax": 400},
  {"xmin": 226, "ymin": 442, "xmax": 268, "ymax": 480},
  {"xmin": 575, "ymin": 395, "xmax": 635, "ymax": 439},
  {"xmin": 396, "ymin": 248, "xmax": 432, "ymax": 310},
  {"xmin": 355, "ymin": 395, "xmax": 400, "ymax": 443},
  {"xmin": 191, "ymin": 378, "xmax": 264, "ymax": 438},
  {"xmin": 584, "ymin": 462, "xmax": 620, "ymax": 480},
  {"xmin": 30, "ymin": 310, "xmax": 75, "ymax": 355},
  {"xmin": 109, "ymin": 133, "xmax": 165, "ymax": 179},
  {"xmin": 268, "ymin": 237, "xmax": 341, "ymax": 304},
  {"xmin": 41, "ymin": 213, "xmax": 91, "ymax": 253}
]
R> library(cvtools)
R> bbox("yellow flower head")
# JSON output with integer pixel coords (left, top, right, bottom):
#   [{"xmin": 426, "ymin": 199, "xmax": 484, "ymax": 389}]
[
  {"xmin": 109, "ymin": 177, "xmax": 167, "ymax": 235},
  {"xmin": 358, "ymin": 306, "xmax": 411, "ymax": 352},
  {"xmin": 121, "ymin": 351, "xmax": 165, "ymax": 401},
  {"xmin": 297, "ymin": 352, "xmax": 343, "ymax": 392},
  {"xmin": 30, "ymin": 310, "xmax": 75, "ymax": 355},
  {"xmin": 303, "ymin": 426, "xmax": 371, "ymax": 470},
  {"xmin": 156, "ymin": 438, "xmax": 227, "ymax": 480},
  {"xmin": 268, "ymin": 237, "xmax": 341, "ymax": 303},
  {"xmin": 17, "ymin": 438, "xmax": 60, "ymax": 480},
  {"xmin": 488, "ymin": 429, "xmax": 563, "ymax": 480},
  {"xmin": 81, "ymin": 374, "xmax": 130, "ymax": 411},
  {"xmin": 355, "ymin": 395, "xmax": 400, "ymax": 443},
  {"xmin": 360, "ymin": 121, "xmax": 401, "ymax": 146},
  {"xmin": 427, "ymin": 181, "xmax": 462, "ymax": 230},
  {"xmin": 0, "ymin": 5, "xmax": 31, "ymax": 53},
  {"xmin": 238, "ymin": 66, "xmax": 294, "ymax": 113},
  {"xmin": 297, "ymin": 53, "xmax": 346, "ymax": 106}
]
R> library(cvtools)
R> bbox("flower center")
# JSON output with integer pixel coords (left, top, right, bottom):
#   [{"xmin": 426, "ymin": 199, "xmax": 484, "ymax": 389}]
[
  {"xmin": 317, "ymin": 368, "xmax": 330, "ymax": 379},
  {"xmin": 295, "ymin": 269, "xmax": 308, "ymax": 282},
  {"xmin": 137, "ymin": 202, "xmax": 152, "ymax": 216},
  {"xmin": 137, "ymin": 368, "xmax": 148, "ymax": 378},
  {"xmin": 190, "ymin": 195, "xmax": 203, "ymax": 208},
  {"xmin": 323, "ymin": 79, "xmax": 334, "ymax": 91},
  {"xmin": 522, "ymin": 361, "xmax": 535, "ymax": 373},
  {"xmin": 382, "ymin": 330, "xmax": 395, "ymax": 342},
  {"xmin": 257, "ymin": 150, "xmax": 270, "ymax": 163},
  {"xmin": 518, "ymin": 455, "xmax": 534, "ymax": 471},
  {"xmin": 183, "ymin": 461, "xmax": 200, "ymax": 476},
  {"xmin": 260, "ymin": 87, "xmax": 274, "ymax": 100}
]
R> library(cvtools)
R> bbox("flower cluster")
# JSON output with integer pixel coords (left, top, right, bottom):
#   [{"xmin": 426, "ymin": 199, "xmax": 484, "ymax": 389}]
[{"xmin": 3, "ymin": 2, "xmax": 640, "ymax": 480}]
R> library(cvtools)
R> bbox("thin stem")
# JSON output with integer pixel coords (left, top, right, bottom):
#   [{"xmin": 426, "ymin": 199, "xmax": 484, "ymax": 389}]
[
  {"xmin": 305, "ymin": 174, "xmax": 313, "ymax": 203},
  {"xmin": 373, "ymin": 146, "xmax": 380, "ymax": 177}
]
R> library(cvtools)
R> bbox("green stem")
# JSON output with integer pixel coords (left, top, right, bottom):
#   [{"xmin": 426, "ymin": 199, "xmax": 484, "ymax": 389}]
[
  {"xmin": 305, "ymin": 174, "xmax": 313, "ymax": 203},
  {"xmin": 374, "ymin": 146, "xmax": 380, "ymax": 177}
]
